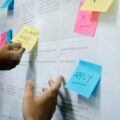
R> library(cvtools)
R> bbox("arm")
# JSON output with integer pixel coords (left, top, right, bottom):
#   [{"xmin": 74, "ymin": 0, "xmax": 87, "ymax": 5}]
[{"xmin": 23, "ymin": 76, "xmax": 64, "ymax": 120}]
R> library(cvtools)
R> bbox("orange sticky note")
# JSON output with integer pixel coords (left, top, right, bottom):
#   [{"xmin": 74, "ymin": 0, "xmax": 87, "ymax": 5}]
[
  {"xmin": 74, "ymin": 1, "xmax": 99, "ymax": 37},
  {"xmin": 0, "ymin": 32, "xmax": 7, "ymax": 47}
]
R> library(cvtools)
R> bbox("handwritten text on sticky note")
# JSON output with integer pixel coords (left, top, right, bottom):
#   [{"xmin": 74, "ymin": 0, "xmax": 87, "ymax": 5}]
[
  {"xmin": 74, "ymin": 1, "xmax": 99, "ymax": 37},
  {"xmin": 12, "ymin": 26, "xmax": 39, "ymax": 51},
  {"xmin": 65, "ymin": 60, "xmax": 102, "ymax": 98}
]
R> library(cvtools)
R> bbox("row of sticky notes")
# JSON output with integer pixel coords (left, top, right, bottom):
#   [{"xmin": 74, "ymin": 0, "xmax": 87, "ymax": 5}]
[
  {"xmin": 1, "ymin": 0, "xmax": 14, "ymax": 10},
  {"xmin": 12, "ymin": 25, "xmax": 39, "ymax": 51},
  {"xmin": 65, "ymin": 60, "xmax": 102, "ymax": 98},
  {"xmin": 0, "ymin": 29, "xmax": 13, "ymax": 47},
  {"xmin": 74, "ymin": 0, "xmax": 114, "ymax": 37}
]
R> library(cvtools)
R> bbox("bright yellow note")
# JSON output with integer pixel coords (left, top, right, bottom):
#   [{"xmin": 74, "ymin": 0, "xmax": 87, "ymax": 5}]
[
  {"xmin": 80, "ymin": 0, "xmax": 114, "ymax": 12},
  {"xmin": 12, "ymin": 26, "xmax": 39, "ymax": 51}
]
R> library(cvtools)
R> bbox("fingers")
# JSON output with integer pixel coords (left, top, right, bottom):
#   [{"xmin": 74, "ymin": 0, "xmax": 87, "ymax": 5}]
[
  {"xmin": 16, "ymin": 48, "xmax": 25, "ymax": 58},
  {"xmin": 8, "ymin": 43, "xmax": 25, "ymax": 53},
  {"xmin": 50, "ymin": 75, "xmax": 64, "ymax": 93},
  {"xmin": 39, "ymin": 76, "xmax": 63, "ymax": 99},
  {"xmin": 8, "ymin": 42, "xmax": 21, "ymax": 50},
  {"xmin": 48, "ymin": 80, "xmax": 54, "ymax": 87},
  {"xmin": 0, "ymin": 43, "xmax": 25, "ymax": 70},
  {"xmin": 18, "ymin": 48, "xmax": 25, "ymax": 55},
  {"xmin": 9, "ymin": 48, "xmax": 25, "ymax": 60},
  {"xmin": 24, "ymin": 80, "xmax": 35, "ymax": 98},
  {"xmin": 5, "ymin": 42, "xmax": 25, "ymax": 61}
]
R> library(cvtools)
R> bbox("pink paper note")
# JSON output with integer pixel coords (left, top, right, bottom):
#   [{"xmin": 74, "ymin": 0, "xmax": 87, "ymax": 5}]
[
  {"xmin": 0, "ymin": 32, "xmax": 7, "ymax": 47},
  {"xmin": 74, "ymin": 1, "xmax": 99, "ymax": 37}
]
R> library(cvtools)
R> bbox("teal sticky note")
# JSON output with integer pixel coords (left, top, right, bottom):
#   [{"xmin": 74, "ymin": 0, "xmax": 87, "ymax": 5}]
[
  {"xmin": 7, "ymin": 29, "xmax": 13, "ymax": 44},
  {"xmin": 65, "ymin": 60, "xmax": 102, "ymax": 98},
  {"xmin": 1, "ymin": 0, "xmax": 14, "ymax": 10},
  {"xmin": 8, "ymin": 0, "xmax": 14, "ymax": 10}
]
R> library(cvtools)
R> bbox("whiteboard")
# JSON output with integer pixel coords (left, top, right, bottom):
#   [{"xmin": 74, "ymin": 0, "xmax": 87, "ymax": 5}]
[{"xmin": 0, "ymin": 0, "xmax": 120, "ymax": 120}]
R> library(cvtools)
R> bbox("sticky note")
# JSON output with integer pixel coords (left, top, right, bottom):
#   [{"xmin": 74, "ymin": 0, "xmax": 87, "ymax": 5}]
[
  {"xmin": 8, "ymin": 0, "xmax": 14, "ymax": 10},
  {"xmin": 81, "ymin": 0, "xmax": 114, "ymax": 12},
  {"xmin": 1, "ymin": 0, "xmax": 14, "ymax": 10},
  {"xmin": 65, "ymin": 60, "xmax": 102, "ymax": 98},
  {"xmin": 12, "ymin": 26, "xmax": 39, "ymax": 51},
  {"xmin": 74, "ymin": 1, "xmax": 99, "ymax": 37},
  {"xmin": 0, "ymin": 32, "xmax": 7, "ymax": 47},
  {"xmin": 7, "ymin": 29, "xmax": 13, "ymax": 44}
]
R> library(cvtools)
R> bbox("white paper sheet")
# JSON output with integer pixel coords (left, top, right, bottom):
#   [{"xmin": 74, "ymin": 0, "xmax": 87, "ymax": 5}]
[{"xmin": 0, "ymin": 0, "xmax": 97, "ymax": 120}]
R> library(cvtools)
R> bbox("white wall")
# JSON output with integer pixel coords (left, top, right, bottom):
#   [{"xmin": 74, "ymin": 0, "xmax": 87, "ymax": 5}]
[{"xmin": 0, "ymin": 0, "xmax": 120, "ymax": 120}]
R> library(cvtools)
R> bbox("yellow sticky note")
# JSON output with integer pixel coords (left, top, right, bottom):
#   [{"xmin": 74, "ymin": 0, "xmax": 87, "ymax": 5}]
[
  {"xmin": 12, "ymin": 26, "xmax": 39, "ymax": 51},
  {"xmin": 80, "ymin": 0, "xmax": 114, "ymax": 12}
]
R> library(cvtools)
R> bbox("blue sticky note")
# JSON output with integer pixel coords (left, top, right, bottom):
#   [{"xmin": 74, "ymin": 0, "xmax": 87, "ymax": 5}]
[
  {"xmin": 8, "ymin": 0, "xmax": 14, "ymax": 10},
  {"xmin": 65, "ymin": 60, "xmax": 102, "ymax": 98},
  {"xmin": 7, "ymin": 29, "xmax": 13, "ymax": 44},
  {"xmin": 1, "ymin": 0, "xmax": 14, "ymax": 10}
]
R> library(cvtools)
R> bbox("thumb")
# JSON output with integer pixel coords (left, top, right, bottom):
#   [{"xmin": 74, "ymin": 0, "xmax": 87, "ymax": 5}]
[
  {"xmin": 24, "ymin": 80, "xmax": 35, "ymax": 99},
  {"xmin": 9, "ymin": 48, "xmax": 25, "ymax": 60},
  {"xmin": 17, "ymin": 48, "xmax": 25, "ymax": 57}
]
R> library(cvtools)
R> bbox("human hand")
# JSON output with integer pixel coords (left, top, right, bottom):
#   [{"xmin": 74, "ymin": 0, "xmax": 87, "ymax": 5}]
[
  {"xmin": 23, "ymin": 76, "xmax": 63, "ymax": 120},
  {"xmin": 0, "ymin": 42, "xmax": 25, "ymax": 70}
]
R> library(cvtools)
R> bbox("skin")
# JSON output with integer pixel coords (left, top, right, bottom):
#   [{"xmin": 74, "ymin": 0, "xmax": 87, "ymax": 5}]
[
  {"xmin": 0, "ymin": 42, "xmax": 63, "ymax": 120},
  {"xmin": 23, "ymin": 76, "xmax": 64, "ymax": 120},
  {"xmin": 0, "ymin": 42, "xmax": 25, "ymax": 70}
]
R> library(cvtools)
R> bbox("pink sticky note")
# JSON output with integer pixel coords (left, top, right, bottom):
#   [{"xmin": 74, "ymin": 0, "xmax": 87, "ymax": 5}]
[
  {"xmin": 0, "ymin": 32, "xmax": 7, "ymax": 47},
  {"xmin": 74, "ymin": 1, "xmax": 99, "ymax": 37}
]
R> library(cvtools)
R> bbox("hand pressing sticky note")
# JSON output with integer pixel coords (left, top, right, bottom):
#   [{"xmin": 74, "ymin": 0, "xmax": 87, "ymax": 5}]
[
  {"xmin": 12, "ymin": 26, "xmax": 39, "ymax": 51},
  {"xmin": 81, "ymin": 0, "xmax": 114, "ymax": 12},
  {"xmin": 65, "ymin": 60, "xmax": 102, "ymax": 98},
  {"xmin": 74, "ymin": 1, "xmax": 99, "ymax": 37}
]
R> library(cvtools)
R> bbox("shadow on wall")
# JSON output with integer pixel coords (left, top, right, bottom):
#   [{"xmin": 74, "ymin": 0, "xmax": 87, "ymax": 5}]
[
  {"xmin": 57, "ymin": 79, "xmax": 76, "ymax": 120},
  {"xmin": 78, "ymin": 80, "xmax": 101, "ymax": 110},
  {"xmin": 56, "ymin": 78, "xmax": 101, "ymax": 120},
  {"xmin": 7, "ymin": 10, "xmax": 14, "ymax": 16},
  {"xmin": 99, "ymin": 0, "xmax": 119, "ymax": 26},
  {"xmin": 26, "ymin": 41, "xmax": 38, "ymax": 85}
]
